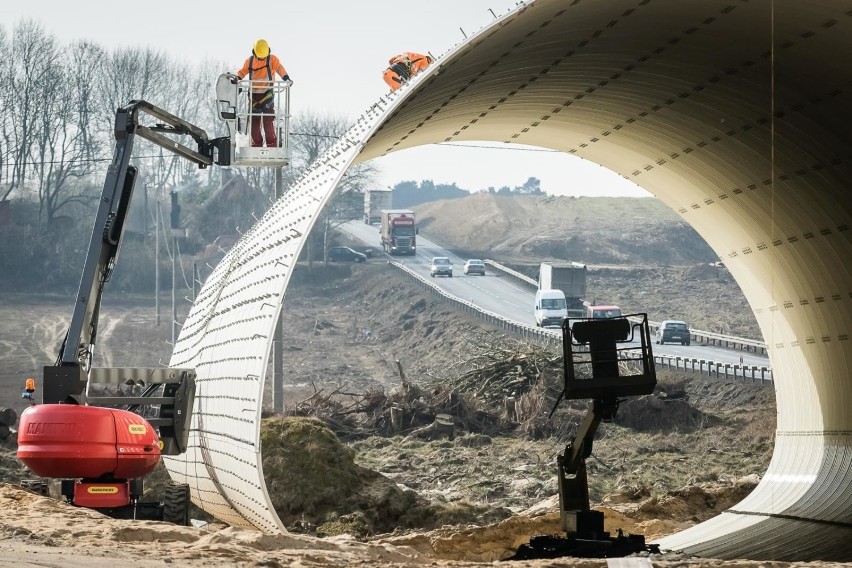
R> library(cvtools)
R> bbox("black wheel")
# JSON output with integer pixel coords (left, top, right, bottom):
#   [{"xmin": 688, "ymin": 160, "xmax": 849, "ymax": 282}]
[{"xmin": 162, "ymin": 482, "xmax": 190, "ymax": 526}]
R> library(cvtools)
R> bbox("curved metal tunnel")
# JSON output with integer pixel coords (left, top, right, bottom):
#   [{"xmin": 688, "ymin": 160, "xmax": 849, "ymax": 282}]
[{"xmin": 165, "ymin": 0, "xmax": 852, "ymax": 560}]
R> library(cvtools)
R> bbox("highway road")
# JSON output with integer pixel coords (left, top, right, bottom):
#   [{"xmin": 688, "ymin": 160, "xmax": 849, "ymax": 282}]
[{"xmin": 342, "ymin": 221, "xmax": 770, "ymax": 370}]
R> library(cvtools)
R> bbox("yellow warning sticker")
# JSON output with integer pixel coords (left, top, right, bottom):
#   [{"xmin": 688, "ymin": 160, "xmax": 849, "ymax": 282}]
[
  {"xmin": 87, "ymin": 486, "xmax": 119, "ymax": 494},
  {"xmin": 128, "ymin": 424, "xmax": 147, "ymax": 435}
]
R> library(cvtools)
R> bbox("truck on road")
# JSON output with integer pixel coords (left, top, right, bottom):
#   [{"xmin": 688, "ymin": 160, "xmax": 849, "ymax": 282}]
[
  {"xmin": 364, "ymin": 188, "xmax": 393, "ymax": 224},
  {"xmin": 380, "ymin": 209, "xmax": 417, "ymax": 255},
  {"xmin": 539, "ymin": 262, "xmax": 587, "ymax": 317}
]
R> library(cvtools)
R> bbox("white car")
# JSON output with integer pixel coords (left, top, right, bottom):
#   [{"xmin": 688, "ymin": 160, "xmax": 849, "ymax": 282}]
[
  {"xmin": 430, "ymin": 257, "xmax": 453, "ymax": 277},
  {"xmin": 463, "ymin": 259, "xmax": 486, "ymax": 275}
]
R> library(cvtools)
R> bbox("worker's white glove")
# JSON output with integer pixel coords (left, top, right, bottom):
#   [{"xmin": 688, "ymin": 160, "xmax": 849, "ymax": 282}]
[{"xmin": 285, "ymin": 79, "xmax": 293, "ymax": 87}]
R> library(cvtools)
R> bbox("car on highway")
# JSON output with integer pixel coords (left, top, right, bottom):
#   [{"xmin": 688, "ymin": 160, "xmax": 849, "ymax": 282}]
[
  {"xmin": 656, "ymin": 320, "xmax": 691, "ymax": 345},
  {"xmin": 463, "ymin": 259, "xmax": 486, "ymax": 276},
  {"xmin": 328, "ymin": 246, "xmax": 367, "ymax": 263},
  {"xmin": 430, "ymin": 256, "xmax": 453, "ymax": 277}
]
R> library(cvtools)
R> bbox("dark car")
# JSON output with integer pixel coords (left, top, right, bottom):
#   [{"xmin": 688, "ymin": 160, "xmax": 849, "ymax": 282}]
[
  {"xmin": 656, "ymin": 320, "xmax": 691, "ymax": 345},
  {"xmin": 328, "ymin": 246, "xmax": 367, "ymax": 263}
]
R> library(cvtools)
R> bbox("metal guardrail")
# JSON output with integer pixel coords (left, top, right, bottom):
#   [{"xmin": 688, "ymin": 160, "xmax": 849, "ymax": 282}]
[
  {"xmin": 484, "ymin": 259, "xmax": 767, "ymax": 355},
  {"xmin": 390, "ymin": 260, "xmax": 772, "ymax": 386},
  {"xmin": 653, "ymin": 352, "xmax": 773, "ymax": 384},
  {"xmin": 484, "ymin": 259, "xmax": 538, "ymax": 288}
]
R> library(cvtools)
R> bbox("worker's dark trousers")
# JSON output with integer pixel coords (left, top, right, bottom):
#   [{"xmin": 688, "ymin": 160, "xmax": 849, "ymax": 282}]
[{"xmin": 250, "ymin": 92, "xmax": 278, "ymax": 147}]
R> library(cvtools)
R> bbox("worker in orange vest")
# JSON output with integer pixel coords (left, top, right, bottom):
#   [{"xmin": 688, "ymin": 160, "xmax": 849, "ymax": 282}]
[
  {"xmin": 233, "ymin": 39, "xmax": 292, "ymax": 147},
  {"xmin": 383, "ymin": 52, "xmax": 433, "ymax": 92}
]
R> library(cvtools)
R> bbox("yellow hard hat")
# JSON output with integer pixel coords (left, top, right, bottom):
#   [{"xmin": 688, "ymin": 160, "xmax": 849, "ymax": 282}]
[{"xmin": 253, "ymin": 39, "xmax": 270, "ymax": 58}]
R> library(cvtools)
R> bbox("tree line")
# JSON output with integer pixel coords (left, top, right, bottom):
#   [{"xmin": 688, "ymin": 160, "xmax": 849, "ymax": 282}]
[
  {"xmin": 0, "ymin": 19, "xmax": 375, "ymax": 294},
  {"xmin": 389, "ymin": 177, "xmax": 543, "ymax": 208},
  {"xmin": 0, "ymin": 20, "xmax": 228, "ymax": 224}
]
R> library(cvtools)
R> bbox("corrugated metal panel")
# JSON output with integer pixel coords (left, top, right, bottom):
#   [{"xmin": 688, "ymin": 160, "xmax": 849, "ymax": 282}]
[
  {"xmin": 160, "ymin": 1, "xmax": 852, "ymax": 560},
  {"xmin": 160, "ymin": 29, "xmax": 469, "ymax": 530}
]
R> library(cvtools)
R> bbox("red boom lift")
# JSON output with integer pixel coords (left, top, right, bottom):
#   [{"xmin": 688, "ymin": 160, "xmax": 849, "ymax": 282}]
[{"xmin": 16, "ymin": 100, "xmax": 230, "ymax": 522}]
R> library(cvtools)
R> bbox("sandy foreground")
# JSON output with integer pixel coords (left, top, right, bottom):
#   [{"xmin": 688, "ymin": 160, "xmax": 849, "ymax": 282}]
[{"xmin": 1, "ymin": 484, "xmax": 849, "ymax": 568}]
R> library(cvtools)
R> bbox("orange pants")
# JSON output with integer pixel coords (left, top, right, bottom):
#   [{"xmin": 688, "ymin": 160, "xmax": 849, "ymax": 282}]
[
  {"xmin": 383, "ymin": 61, "xmax": 411, "ymax": 92},
  {"xmin": 383, "ymin": 68, "xmax": 403, "ymax": 91}
]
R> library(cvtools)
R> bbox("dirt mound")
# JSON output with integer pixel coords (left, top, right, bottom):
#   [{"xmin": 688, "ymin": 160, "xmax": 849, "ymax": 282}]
[
  {"xmin": 630, "ymin": 475, "xmax": 760, "ymax": 524},
  {"xmin": 616, "ymin": 379, "xmax": 721, "ymax": 433},
  {"xmin": 0, "ymin": 255, "xmax": 785, "ymax": 565},
  {"xmin": 378, "ymin": 474, "xmax": 760, "ymax": 562},
  {"xmin": 261, "ymin": 416, "xmax": 419, "ymax": 535},
  {"xmin": 617, "ymin": 395, "xmax": 715, "ymax": 433},
  {"xmin": 414, "ymin": 194, "xmax": 717, "ymax": 266},
  {"xmin": 260, "ymin": 416, "xmax": 508, "ymax": 537}
]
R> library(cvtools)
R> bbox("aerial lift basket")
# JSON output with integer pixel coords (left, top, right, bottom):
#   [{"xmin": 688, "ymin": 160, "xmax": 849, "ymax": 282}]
[{"xmin": 215, "ymin": 74, "xmax": 292, "ymax": 167}]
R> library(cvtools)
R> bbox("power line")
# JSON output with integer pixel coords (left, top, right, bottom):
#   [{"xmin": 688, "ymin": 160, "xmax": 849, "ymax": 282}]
[
  {"xmin": 6, "ymin": 135, "xmax": 546, "ymax": 169},
  {"xmin": 11, "ymin": 153, "xmax": 186, "ymax": 168},
  {"xmin": 8, "ymin": 131, "xmax": 340, "ymax": 168}
]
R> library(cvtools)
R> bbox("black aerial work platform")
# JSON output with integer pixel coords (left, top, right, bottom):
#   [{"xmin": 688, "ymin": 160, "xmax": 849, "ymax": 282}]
[{"xmin": 512, "ymin": 314, "xmax": 660, "ymax": 559}]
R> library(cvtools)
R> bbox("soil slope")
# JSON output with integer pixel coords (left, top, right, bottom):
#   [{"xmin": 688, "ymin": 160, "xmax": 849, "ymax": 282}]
[{"xmin": 0, "ymin": 195, "xmax": 808, "ymax": 566}]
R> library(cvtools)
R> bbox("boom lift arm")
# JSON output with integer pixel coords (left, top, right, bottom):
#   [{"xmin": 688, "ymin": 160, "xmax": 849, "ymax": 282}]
[
  {"xmin": 17, "ymin": 100, "xmax": 231, "ymax": 523},
  {"xmin": 513, "ymin": 314, "xmax": 660, "ymax": 559},
  {"xmin": 45, "ymin": 100, "xmax": 229, "ymax": 408}
]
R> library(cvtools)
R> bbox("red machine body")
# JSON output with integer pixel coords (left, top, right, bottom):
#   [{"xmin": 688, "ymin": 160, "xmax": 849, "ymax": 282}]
[
  {"xmin": 72, "ymin": 480, "xmax": 132, "ymax": 508},
  {"xmin": 16, "ymin": 404, "xmax": 161, "ymax": 480}
]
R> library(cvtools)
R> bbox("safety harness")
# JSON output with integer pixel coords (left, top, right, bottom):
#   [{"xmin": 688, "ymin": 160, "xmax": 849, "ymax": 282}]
[{"xmin": 248, "ymin": 55, "xmax": 274, "ymax": 107}]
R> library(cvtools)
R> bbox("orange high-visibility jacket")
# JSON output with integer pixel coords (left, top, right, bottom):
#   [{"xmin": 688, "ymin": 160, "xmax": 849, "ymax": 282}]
[
  {"xmin": 236, "ymin": 54, "xmax": 288, "ymax": 92},
  {"xmin": 389, "ymin": 52, "xmax": 433, "ymax": 74}
]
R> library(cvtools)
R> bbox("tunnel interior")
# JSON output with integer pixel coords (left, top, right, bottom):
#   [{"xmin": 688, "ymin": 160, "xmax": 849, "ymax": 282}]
[
  {"xmin": 166, "ymin": 0, "xmax": 851, "ymax": 560},
  {"xmin": 363, "ymin": 0, "xmax": 852, "ymax": 559}
]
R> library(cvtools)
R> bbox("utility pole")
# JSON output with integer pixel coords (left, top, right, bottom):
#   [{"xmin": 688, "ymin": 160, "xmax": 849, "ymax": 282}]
[
  {"xmin": 155, "ymin": 201, "xmax": 161, "ymax": 327},
  {"xmin": 192, "ymin": 261, "xmax": 198, "ymax": 301},
  {"xmin": 272, "ymin": 168, "xmax": 284, "ymax": 414},
  {"xmin": 170, "ymin": 190, "xmax": 182, "ymax": 346}
]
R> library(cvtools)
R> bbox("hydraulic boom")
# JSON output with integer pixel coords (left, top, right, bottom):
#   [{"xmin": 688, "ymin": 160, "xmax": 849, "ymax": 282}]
[{"xmin": 17, "ymin": 100, "xmax": 230, "ymax": 524}]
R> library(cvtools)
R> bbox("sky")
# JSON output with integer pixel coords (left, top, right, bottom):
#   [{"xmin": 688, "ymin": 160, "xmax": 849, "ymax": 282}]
[{"xmin": 3, "ymin": 0, "xmax": 649, "ymax": 198}]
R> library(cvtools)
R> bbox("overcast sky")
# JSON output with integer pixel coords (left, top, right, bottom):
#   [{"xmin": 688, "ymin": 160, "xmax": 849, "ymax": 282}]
[{"xmin": 3, "ymin": 0, "xmax": 649, "ymax": 197}]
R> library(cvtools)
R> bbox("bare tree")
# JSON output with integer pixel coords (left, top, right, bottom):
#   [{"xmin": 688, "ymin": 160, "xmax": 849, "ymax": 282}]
[
  {"xmin": 67, "ymin": 40, "xmax": 105, "ymax": 168},
  {"xmin": 4, "ymin": 20, "xmax": 55, "ymax": 201},
  {"xmin": 192, "ymin": 57, "xmax": 231, "ymax": 192},
  {"xmin": 33, "ymin": 45, "xmax": 100, "ymax": 224},
  {"xmin": 94, "ymin": 46, "xmax": 169, "ymax": 123},
  {"xmin": 0, "ymin": 25, "xmax": 11, "ymax": 199}
]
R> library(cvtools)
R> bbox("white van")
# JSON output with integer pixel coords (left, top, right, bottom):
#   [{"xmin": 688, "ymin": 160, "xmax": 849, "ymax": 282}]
[{"xmin": 534, "ymin": 289, "xmax": 568, "ymax": 327}]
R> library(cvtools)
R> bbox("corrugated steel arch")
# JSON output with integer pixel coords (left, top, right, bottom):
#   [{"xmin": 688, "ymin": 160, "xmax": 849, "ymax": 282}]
[{"xmin": 166, "ymin": 0, "xmax": 852, "ymax": 560}]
